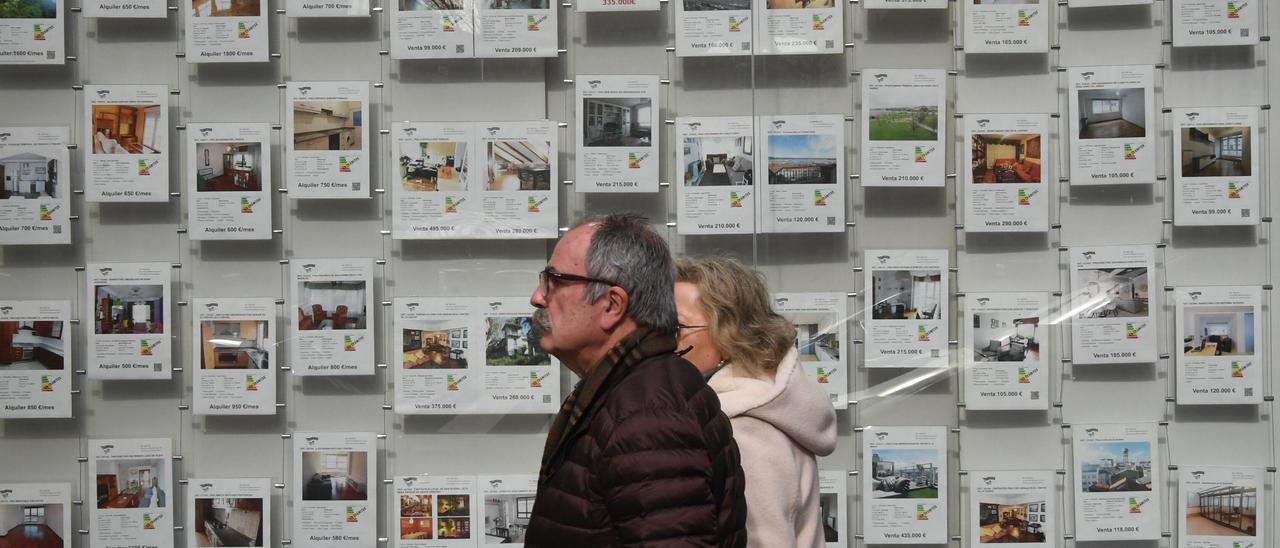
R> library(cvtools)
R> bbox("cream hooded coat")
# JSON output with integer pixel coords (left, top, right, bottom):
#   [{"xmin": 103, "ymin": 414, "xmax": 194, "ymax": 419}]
[{"xmin": 708, "ymin": 347, "xmax": 838, "ymax": 548}]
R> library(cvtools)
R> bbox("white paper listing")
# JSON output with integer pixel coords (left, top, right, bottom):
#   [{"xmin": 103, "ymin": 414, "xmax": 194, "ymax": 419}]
[
  {"xmin": 293, "ymin": 432, "xmax": 377, "ymax": 547},
  {"xmin": 0, "ymin": 126, "xmax": 70, "ymax": 244},
  {"xmin": 1174, "ymin": 286, "xmax": 1262, "ymax": 405},
  {"xmin": 773, "ymin": 292, "xmax": 847, "ymax": 410},
  {"xmin": 90, "ymin": 437, "xmax": 175, "ymax": 548},
  {"xmin": 184, "ymin": 0, "xmax": 269, "ymax": 62},
  {"xmin": 394, "ymin": 475, "xmax": 478, "ymax": 547},
  {"xmin": 754, "ymin": 0, "xmax": 841, "ymax": 55},
  {"xmin": 0, "ymin": 299, "xmax": 71, "ymax": 419},
  {"xmin": 1069, "ymin": 244, "xmax": 1157, "ymax": 364},
  {"xmin": 0, "ymin": 0, "xmax": 63, "ymax": 64},
  {"xmin": 0, "ymin": 483, "xmax": 71, "ymax": 547},
  {"xmin": 963, "ymin": 113, "xmax": 1049, "ymax": 232},
  {"xmin": 1068, "ymin": 65, "xmax": 1156, "ymax": 186},
  {"xmin": 474, "ymin": 120, "xmax": 559, "ymax": 238},
  {"xmin": 84, "ymin": 84, "xmax": 170, "ymax": 202},
  {"xmin": 87, "ymin": 262, "xmax": 173, "ymax": 379},
  {"xmin": 864, "ymin": 249, "xmax": 949, "ymax": 368},
  {"xmin": 187, "ymin": 123, "xmax": 273, "ymax": 239},
  {"xmin": 478, "ymin": 474, "xmax": 537, "ymax": 546},
  {"xmin": 963, "ymin": 292, "xmax": 1050, "ymax": 410},
  {"xmin": 575, "ymin": 75, "xmax": 660, "ymax": 193},
  {"xmin": 1178, "ymin": 466, "xmax": 1264, "ymax": 548},
  {"xmin": 187, "ymin": 478, "xmax": 271, "ymax": 547},
  {"xmin": 862, "ymin": 426, "xmax": 948, "ymax": 544},
  {"xmin": 287, "ymin": 81, "xmax": 371, "ymax": 199},
  {"xmin": 675, "ymin": 0, "xmax": 752, "ymax": 57},
  {"xmin": 192, "ymin": 297, "xmax": 276, "ymax": 415},
  {"xmin": 818, "ymin": 470, "xmax": 847, "ymax": 547},
  {"xmin": 758, "ymin": 113, "xmax": 844, "ymax": 233},
  {"xmin": 1172, "ymin": 107, "xmax": 1259, "ymax": 226},
  {"xmin": 291, "ymin": 258, "xmax": 375, "ymax": 376},
  {"xmin": 473, "ymin": 0, "xmax": 556, "ymax": 57},
  {"xmin": 1173, "ymin": 0, "xmax": 1258, "ymax": 46},
  {"xmin": 861, "ymin": 69, "xmax": 947, "ymax": 187},
  {"xmin": 967, "ymin": 470, "xmax": 1056, "ymax": 547},
  {"xmin": 675, "ymin": 116, "xmax": 756, "ymax": 235},
  {"xmin": 963, "ymin": 0, "xmax": 1048, "ymax": 54},
  {"xmin": 1072, "ymin": 422, "xmax": 1161, "ymax": 541},
  {"xmin": 390, "ymin": 0, "xmax": 473, "ymax": 59}
]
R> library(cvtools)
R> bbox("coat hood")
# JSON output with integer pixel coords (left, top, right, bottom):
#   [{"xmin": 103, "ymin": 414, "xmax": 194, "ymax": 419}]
[{"xmin": 709, "ymin": 347, "xmax": 837, "ymax": 457}]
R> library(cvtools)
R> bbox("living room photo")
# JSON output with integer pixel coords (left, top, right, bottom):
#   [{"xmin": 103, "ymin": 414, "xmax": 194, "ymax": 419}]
[
  {"xmin": 403, "ymin": 320, "xmax": 468, "ymax": 369},
  {"xmin": 1077, "ymin": 88, "xmax": 1146, "ymax": 139},
  {"xmin": 300, "ymin": 451, "xmax": 368, "ymax": 501},
  {"xmin": 400, "ymin": 140, "xmax": 468, "ymax": 192},
  {"xmin": 0, "ymin": 150, "xmax": 59, "ymax": 200},
  {"xmin": 971, "ymin": 132, "xmax": 1041, "ymax": 183},
  {"xmin": 871, "ymin": 270, "xmax": 943, "ymax": 320},
  {"xmin": 0, "ymin": 320, "xmax": 65, "ymax": 370},
  {"xmin": 1075, "ymin": 268, "xmax": 1149, "ymax": 319},
  {"xmin": 95, "ymin": 458, "xmax": 166, "ymax": 509},
  {"xmin": 94, "ymin": 285, "xmax": 165, "ymax": 335},
  {"xmin": 1181, "ymin": 126, "xmax": 1250, "ymax": 177},
  {"xmin": 296, "ymin": 281, "xmax": 367, "ymax": 331},
  {"xmin": 190, "ymin": 0, "xmax": 260, "ymax": 17},
  {"xmin": 682, "ymin": 135, "xmax": 752, "ymax": 187},
  {"xmin": 0, "ymin": 501, "xmax": 65, "ymax": 548},
  {"xmin": 1182, "ymin": 306, "xmax": 1255, "ymax": 356},
  {"xmin": 195, "ymin": 142, "xmax": 262, "ymax": 192},
  {"xmin": 977, "ymin": 496, "xmax": 1049, "ymax": 543},
  {"xmin": 92, "ymin": 104, "xmax": 163, "ymax": 155},
  {"xmin": 971, "ymin": 312, "xmax": 1041, "ymax": 362},
  {"xmin": 582, "ymin": 97, "xmax": 653, "ymax": 147},
  {"xmin": 486, "ymin": 140, "xmax": 550, "ymax": 191}
]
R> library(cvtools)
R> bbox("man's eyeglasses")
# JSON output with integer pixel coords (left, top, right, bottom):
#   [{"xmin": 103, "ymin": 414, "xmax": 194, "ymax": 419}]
[
  {"xmin": 677, "ymin": 323, "xmax": 707, "ymax": 335},
  {"xmin": 538, "ymin": 267, "xmax": 620, "ymax": 297}
]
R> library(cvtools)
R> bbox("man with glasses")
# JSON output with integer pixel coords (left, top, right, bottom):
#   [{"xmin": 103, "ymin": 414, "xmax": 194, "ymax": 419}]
[{"xmin": 524, "ymin": 213, "xmax": 747, "ymax": 547}]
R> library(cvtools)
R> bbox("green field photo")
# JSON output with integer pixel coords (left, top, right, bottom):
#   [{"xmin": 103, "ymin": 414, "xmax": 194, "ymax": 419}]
[{"xmin": 869, "ymin": 108, "xmax": 939, "ymax": 141}]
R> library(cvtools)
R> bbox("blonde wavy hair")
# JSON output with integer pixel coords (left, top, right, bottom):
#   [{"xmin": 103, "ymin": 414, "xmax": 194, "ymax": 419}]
[{"xmin": 675, "ymin": 256, "xmax": 796, "ymax": 380}]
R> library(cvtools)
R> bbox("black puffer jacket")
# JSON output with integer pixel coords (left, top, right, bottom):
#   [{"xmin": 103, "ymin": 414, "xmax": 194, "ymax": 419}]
[{"xmin": 525, "ymin": 350, "xmax": 748, "ymax": 547}]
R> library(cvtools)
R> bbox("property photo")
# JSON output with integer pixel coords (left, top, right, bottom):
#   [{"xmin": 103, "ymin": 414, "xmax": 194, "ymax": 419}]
[
  {"xmin": 293, "ymin": 101, "xmax": 362, "ymax": 151},
  {"xmin": 0, "ymin": 150, "xmax": 59, "ymax": 200},
  {"xmin": 199, "ymin": 320, "xmax": 269, "ymax": 369},
  {"xmin": 440, "ymin": 517, "xmax": 470, "ymax": 539},
  {"xmin": 438, "ymin": 495, "xmax": 469, "ymax": 517},
  {"xmin": 682, "ymin": 135, "xmax": 752, "ymax": 187},
  {"xmin": 971, "ymin": 313, "xmax": 1041, "ymax": 362},
  {"xmin": 193, "ymin": 497, "xmax": 264, "ymax": 547},
  {"xmin": 1076, "ymin": 268, "xmax": 1149, "ymax": 319},
  {"xmin": 791, "ymin": 315, "xmax": 839, "ymax": 361},
  {"xmin": 484, "ymin": 316, "xmax": 550, "ymax": 366},
  {"xmin": 92, "ymin": 104, "xmax": 163, "ymax": 154},
  {"xmin": 401, "ymin": 495, "xmax": 430, "ymax": 517},
  {"xmin": 871, "ymin": 270, "xmax": 944, "ymax": 320},
  {"xmin": 971, "ymin": 133, "xmax": 1042, "ymax": 184},
  {"xmin": 484, "ymin": 494, "xmax": 532, "ymax": 544},
  {"xmin": 582, "ymin": 97, "xmax": 653, "ymax": 147},
  {"xmin": 767, "ymin": 134, "xmax": 838, "ymax": 185},
  {"xmin": 1181, "ymin": 126, "xmax": 1250, "ymax": 177},
  {"xmin": 818, "ymin": 493, "xmax": 839, "ymax": 543},
  {"xmin": 1186, "ymin": 485, "xmax": 1257, "ymax": 536},
  {"xmin": 767, "ymin": 0, "xmax": 833, "ymax": 7},
  {"xmin": 94, "ymin": 284, "xmax": 165, "ymax": 335},
  {"xmin": 401, "ymin": 517, "xmax": 433, "ymax": 540},
  {"xmin": 488, "ymin": 0, "xmax": 548, "ymax": 6},
  {"xmin": 977, "ymin": 496, "xmax": 1048, "ymax": 543},
  {"xmin": 1077, "ymin": 88, "xmax": 1146, "ymax": 139},
  {"xmin": 195, "ymin": 142, "xmax": 262, "ymax": 192},
  {"xmin": 868, "ymin": 86, "xmax": 940, "ymax": 141},
  {"xmin": 296, "ymin": 281, "xmax": 367, "ymax": 331},
  {"xmin": 190, "ymin": 0, "xmax": 260, "ymax": 17},
  {"xmin": 683, "ymin": 0, "xmax": 750, "ymax": 10},
  {"xmin": 403, "ymin": 321, "xmax": 468, "ymax": 369},
  {"xmin": 1182, "ymin": 306, "xmax": 1255, "ymax": 357},
  {"xmin": 0, "ymin": 320, "xmax": 65, "ymax": 370},
  {"xmin": 871, "ymin": 448, "xmax": 939, "ymax": 499},
  {"xmin": 1079, "ymin": 442, "xmax": 1153, "ymax": 492},
  {"xmin": 301, "ymin": 451, "xmax": 369, "ymax": 501},
  {"xmin": 0, "ymin": 0, "xmax": 56, "ymax": 18},
  {"xmin": 96, "ymin": 458, "xmax": 167, "ymax": 509},
  {"xmin": 486, "ymin": 140, "xmax": 551, "ymax": 191},
  {"xmin": 399, "ymin": 141, "xmax": 468, "ymax": 192},
  {"xmin": 0, "ymin": 501, "xmax": 65, "ymax": 548},
  {"xmin": 399, "ymin": 0, "xmax": 462, "ymax": 8}
]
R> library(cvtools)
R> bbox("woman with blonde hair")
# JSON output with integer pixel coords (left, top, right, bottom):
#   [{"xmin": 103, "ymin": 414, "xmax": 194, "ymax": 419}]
[{"xmin": 675, "ymin": 256, "xmax": 837, "ymax": 548}]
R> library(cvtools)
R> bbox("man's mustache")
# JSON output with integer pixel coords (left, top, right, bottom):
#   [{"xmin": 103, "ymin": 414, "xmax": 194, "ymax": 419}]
[{"xmin": 532, "ymin": 309, "xmax": 551, "ymax": 334}]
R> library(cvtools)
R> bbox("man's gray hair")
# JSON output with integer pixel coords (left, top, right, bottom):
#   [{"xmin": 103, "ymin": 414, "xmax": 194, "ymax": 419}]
[{"xmin": 578, "ymin": 213, "xmax": 677, "ymax": 334}]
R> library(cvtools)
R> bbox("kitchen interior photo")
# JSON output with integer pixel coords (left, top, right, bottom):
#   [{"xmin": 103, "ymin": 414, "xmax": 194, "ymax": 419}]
[
  {"xmin": 0, "ymin": 320, "xmax": 65, "ymax": 370},
  {"xmin": 0, "ymin": 502, "xmax": 66, "ymax": 548},
  {"xmin": 682, "ymin": 135, "xmax": 752, "ymax": 186},
  {"xmin": 484, "ymin": 495, "xmax": 531, "ymax": 543},
  {"xmin": 971, "ymin": 314, "xmax": 1040, "ymax": 362},
  {"xmin": 794, "ymin": 322, "xmax": 839, "ymax": 362},
  {"xmin": 486, "ymin": 140, "xmax": 551, "ymax": 191},
  {"xmin": 194, "ymin": 498, "xmax": 264, "ymax": 547},
  {"xmin": 200, "ymin": 320, "xmax": 269, "ymax": 369},
  {"xmin": 399, "ymin": 141, "xmax": 468, "ymax": 192},
  {"xmin": 977, "ymin": 496, "xmax": 1048, "ymax": 543},
  {"xmin": 582, "ymin": 97, "xmax": 652, "ymax": 147},
  {"xmin": 293, "ymin": 101, "xmax": 362, "ymax": 151},
  {"xmin": 971, "ymin": 132, "xmax": 1041, "ymax": 183},
  {"xmin": 296, "ymin": 281, "xmax": 367, "ymax": 331},
  {"xmin": 1183, "ymin": 306, "xmax": 1255, "ymax": 356},
  {"xmin": 1077, "ymin": 268, "xmax": 1149, "ymax": 319},
  {"xmin": 1181, "ymin": 126, "xmax": 1250, "ymax": 178},
  {"xmin": 196, "ymin": 142, "xmax": 262, "ymax": 192},
  {"xmin": 92, "ymin": 104, "xmax": 163, "ymax": 154},
  {"xmin": 0, "ymin": 151, "xmax": 58, "ymax": 200},
  {"xmin": 301, "ymin": 451, "xmax": 368, "ymax": 501},
  {"xmin": 191, "ymin": 0, "xmax": 260, "ymax": 16},
  {"xmin": 95, "ymin": 285, "xmax": 165, "ymax": 335}
]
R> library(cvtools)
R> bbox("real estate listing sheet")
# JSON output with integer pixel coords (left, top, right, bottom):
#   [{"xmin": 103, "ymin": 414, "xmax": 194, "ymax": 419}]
[
  {"xmin": 675, "ymin": 115, "xmax": 756, "ymax": 235},
  {"xmin": 1068, "ymin": 65, "xmax": 1156, "ymax": 185},
  {"xmin": 192, "ymin": 297, "xmax": 276, "ymax": 415},
  {"xmin": 754, "ymin": 0, "xmax": 841, "ymax": 55},
  {"xmin": 478, "ymin": 474, "xmax": 537, "ymax": 547},
  {"xmin": 84, "ymin": 0, "xmax": 166, "ymax": 18},
  {"xmin": 394, "ymin": 475, "xmax": 478, "ymax": 547},
  {"xmin": 773, "ymin": 292, "xmax": 847, "ymax": 409},
  {"xmin": 0, "ymin": 482, "xmax": 71, "ymax": 547},
  {"xmin": 0, "ymin": 126, "xmax": 70, "ymax": 244},
  {"xmin": 184, "ymin": 0, "xmax": 269, "ymax": 62},
  {"xmin": 290, "ymin": 258, "xmax": 375, "ymax": 376},
  {"xmin": 89, "ymin": 437, "xmax": 175, "ymax": 548},
  {"xmin": 293, "ymin": 432, "xmax": 377, "ymax": 547},
  {"xmin": 186, "ymin": 478, "xmax": 270, "ymax": 548},
  {"xmin": 84, "ymin": 85, "xmax": 169, "ymax": 202},
  {"xmin": 390, "ymin": 0, "xmax": 473, "ymax": 59},
  {"xmin": 287, "ymin": 81, "xmax": 370, "ymax": 198},
  {"xmin": 1069, "ymin": 244, "xmax": 1157, "ymax": 364},
  {"xmin": 286, "ymin": 0, "xmax": 369, "ymax": 17},
  {"xmin": 864, "ymin": 249, "xmax": 949, "ymax": 368},
  {"xmin": 471, "ymin": 120, "xmax": 559, "ymax": 238},
  {"xmin": 963, "ymin": 113, "xmax": 1049, "ymax": 232},
  {"xmin": 1172, "ymin": 107, "xmax": 1258, "ymax": 226},
  {"xmin": 575, "ymin": 75, "xmax": 660, "ymax": 193},
  {"xmin": 861, "ymin": 69, "xmax": 947, "ymax": 187},
  {"xmin": 0, "ymin": 299, "xmax": 71, "ymax": 418},
  {"xmin": 1173, "ymin": 0, "xmax": 1257, "ymax": 46},
  {"xmin": 476, "ymin": 297, "xmax": 560, "ymax": 413},
  {"xmin": 187, "ymin": 123, "xmax": 273, "ymax": 239},
  {"xmin": 964, "ymin": 0, "xmax": 1048, "ymax": 53},
  {"xmin": 963, "ymin": 292, "xmax": 1050, "ymax": 410},
  {"xmin": 392, "ymin": 121, "xmax": 475, "ymax": 238},
  {"xmin": 862, "ymin": 426, "xmax": 948, "ymax": 544},
  {"xmin": 86, "ymin": 262, "xmax": 172, "ymax": 379},
  {"xmin": 1177, "ymin": 465, "xmax": 1264, "ymax": 548},
  {"xmin": 0, "ymin": 0, "xmax": 63, "ymax": 64},
  {"xmin": 759, "ymin": 113, "xmax": 844, "ymax": 233},
  {"xmin": 675, "ymin": 0, "xmax": 751, "ymax": 57},
  {"xmin": 1072, "ymin": 422, "xmax": 1161, "ymax": 541},
  {"xmin": 473, "ymin": 0, "xmax": 555, "ymax": 57},
  {"xmin": 1174, "ymin": 285, "xmax": 1262, "ymax": 405},
  {"xmin": 818, "ymin": 470, "xmax": 847, "ymax": 547},
  {"xmin": 967, "ymin": 470, "xmax": 1056, "ymax": 547}
]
